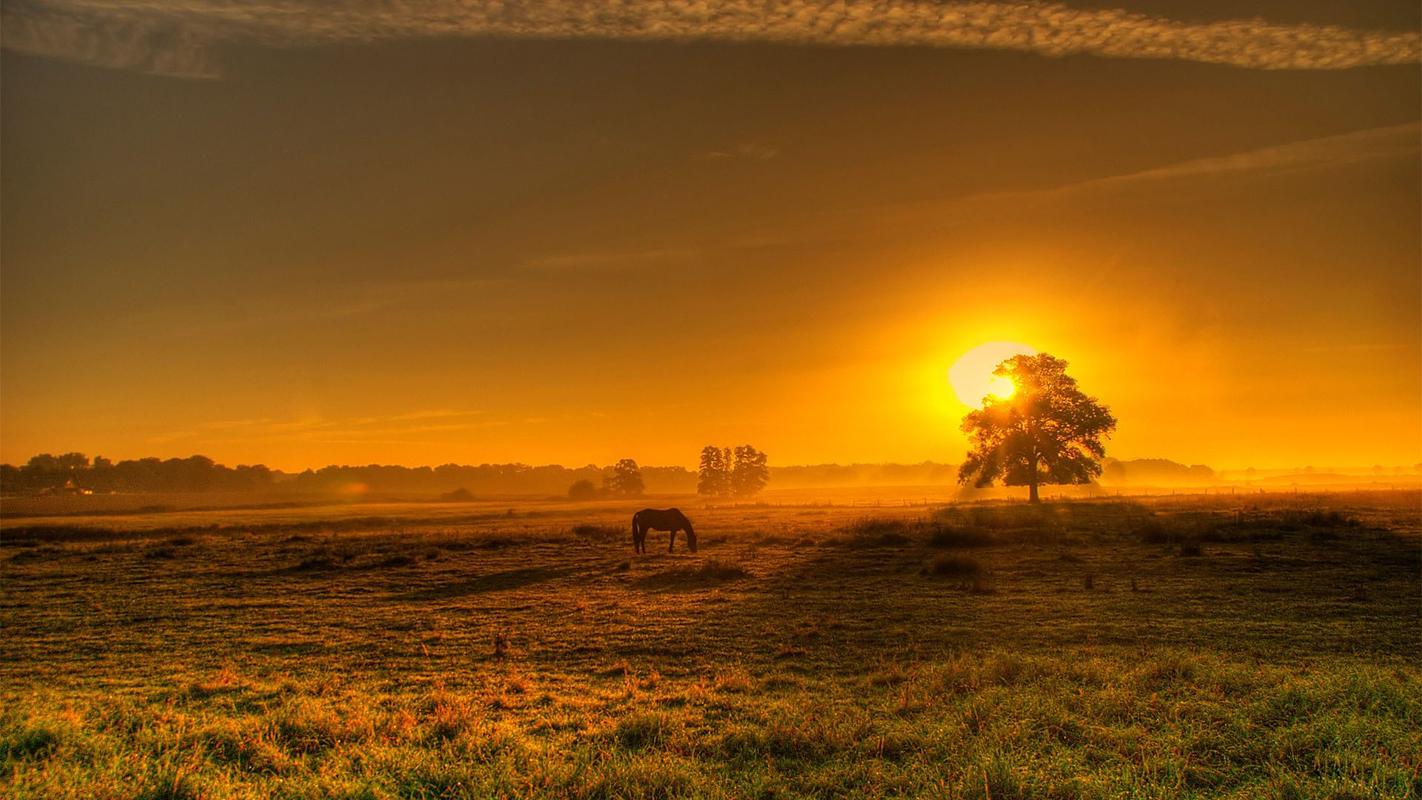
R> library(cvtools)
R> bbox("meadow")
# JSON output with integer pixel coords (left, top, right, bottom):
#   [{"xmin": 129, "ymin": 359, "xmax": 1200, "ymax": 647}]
[{"xmin": 2, "ymin": 490, "xmax": 1419, "ymax": 799}]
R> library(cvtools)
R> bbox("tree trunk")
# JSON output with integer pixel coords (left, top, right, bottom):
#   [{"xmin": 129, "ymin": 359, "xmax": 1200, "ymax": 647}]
[{"xmin": 1029, "ymin": 480, "xmax": 1040, "ymax": 503}]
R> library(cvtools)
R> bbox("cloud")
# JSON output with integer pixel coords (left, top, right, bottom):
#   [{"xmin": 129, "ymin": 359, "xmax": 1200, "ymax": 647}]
[
  {"xmin": 521, "ymin": 247, "xmax": 701, "ymax": 272},
  {"xmin": 1066, "ymin": 122, "xmax": 1422, "ymax": 191},
  {"xmin": 702, "ymin": 143, "xmax": 780, "ymax": 162},
  {"xmin": 3, "ymin": 1, "xmax": 1417, "ymax": 78}
]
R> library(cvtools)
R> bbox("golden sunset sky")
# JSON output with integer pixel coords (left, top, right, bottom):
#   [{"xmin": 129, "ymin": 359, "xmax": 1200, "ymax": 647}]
[{"xmin": 2, "ymin": 1, "xmax": 1419, "ymax": 471}]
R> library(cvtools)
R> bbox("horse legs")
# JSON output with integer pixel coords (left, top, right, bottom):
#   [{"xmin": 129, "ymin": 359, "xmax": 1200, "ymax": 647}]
[{"xmin": 667, "ymin": 529, "xmax": 676, "ymax": 553}]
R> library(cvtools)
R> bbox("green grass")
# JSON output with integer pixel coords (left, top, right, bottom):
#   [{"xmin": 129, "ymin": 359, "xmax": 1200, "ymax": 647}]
[{"xmin": 2, "ymin": 491, "xmax": 1419, "ymax": 798}]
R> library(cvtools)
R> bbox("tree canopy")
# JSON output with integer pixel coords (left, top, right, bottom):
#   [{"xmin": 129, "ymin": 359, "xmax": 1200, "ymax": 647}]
[
  {"xmin": 958, "ymin": 353, "xmax": 1116, "ymax": 502},
  {"xmin": 697, "ymin": 445, "xmax": 769, "ymax": 498},
  {"xmin": 603, "ymin": 458, "xmax": 645, "ymax": 497}
]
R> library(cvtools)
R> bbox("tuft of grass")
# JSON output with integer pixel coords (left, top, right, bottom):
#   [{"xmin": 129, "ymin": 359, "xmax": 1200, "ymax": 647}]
[
  {"xmin": 572, "ymin": 524, "xmax": 622, "ymax": 542},
  {"xmin": 291, "ymin": 556, "xmax": 338, "ymax": 571},
  {"xmin": 843, "ymin": 517, "xmax": 915, "ymax": 547},
  {"xmin": 924, "ymin": 554, "xmax": 983, "ymax": 577},
  {"xmin": 635, "ymin": 559, "xmax": 750, "ymax": 588},
  {"xmin": 1, "ymin": 725, "xmax": 62, "ymax": 760},
  {"xmin": 613, "ymin": 711, "xmax": 675, "ymax": 749}
]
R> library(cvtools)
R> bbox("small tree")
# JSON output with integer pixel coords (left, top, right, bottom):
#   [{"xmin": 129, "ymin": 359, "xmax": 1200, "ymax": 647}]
[
  {"xmin": 731, "ymin": 445, "xmax": 770, "ymax": 498},
  {"xmin": 696, "ymin": 445, "xmax": 731, "ymax": 497},
  {"xmin": 603, "ymin": 458, "xmax": 644, "ymax": 497},
  {"xmin": 568, "ymin": 479, "xmax": 598, "ymax": 501},
  {"xmin": 958, "ymin": 353, "xmax": 1116, "ymax": 503}
]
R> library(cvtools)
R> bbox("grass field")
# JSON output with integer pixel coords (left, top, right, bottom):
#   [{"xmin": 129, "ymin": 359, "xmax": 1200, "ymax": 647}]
[{"xmin": 2, "ymin": 491, "xmax": 1419, "ymax": 799}]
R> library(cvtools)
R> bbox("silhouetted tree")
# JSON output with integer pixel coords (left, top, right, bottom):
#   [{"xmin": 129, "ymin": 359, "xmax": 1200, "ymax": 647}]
[
  {"xmin": 568, "ymin": 479, "xmax": 598, "ymax": 501},
  {"xmin": 958, "ymin": 353, "xmax": 1116, "ymax": 503},
  {"xmin": 731, "ymin": 445, "xmax": 770, "ymax": 498},
  {"xmin": 603, "ymin": 458, "xmax": 645, "ymax": 497},
  {"xmin": 697, "ymin": 446, "xmax": 731, "ymax": 497}
]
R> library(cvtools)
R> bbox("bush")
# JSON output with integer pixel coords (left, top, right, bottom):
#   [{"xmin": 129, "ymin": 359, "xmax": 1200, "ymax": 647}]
[
  {"xmin": 929, "ymin": 526, "xmax": 994, "ymax": 548},
  {"xmin": 1135, "ymin": 519, "xmax": 1174, "ymax": 544},
  {"xmin": 843, "ymin": 518, "xmax": 914, "ymax": 547},
  {"xmin": 567, "ymin": 480, "xmax": 599, "ymax": 501},
  {"xmin": 1291, "ymin": 510, "xmax": 1359, "ymax": 528}
]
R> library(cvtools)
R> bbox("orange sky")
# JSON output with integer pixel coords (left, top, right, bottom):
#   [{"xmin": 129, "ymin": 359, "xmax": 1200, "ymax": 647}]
[{"xmin": 2, "ymin": 1, "xmax": 1419, "ymax": 472}]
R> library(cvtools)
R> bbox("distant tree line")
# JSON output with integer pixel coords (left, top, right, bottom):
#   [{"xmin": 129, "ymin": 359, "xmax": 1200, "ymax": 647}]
[
  {"xmin": 1, "ymin": 448, "xmax": 1224, "ymax": 498},
  {"xmin": 567, "ymin": 458, "xmax": 646, "ymax": 499},
  {"xmin": 1098, "ymin": 458, "xmax": 1214, "ymax": 485},
  {"xmin": 0, "ymin": 453, "xmax": 688, "ymax": 497},
  {"xmin": 0, "ymin": 453, "xmax": 275, "ymax": 494}
]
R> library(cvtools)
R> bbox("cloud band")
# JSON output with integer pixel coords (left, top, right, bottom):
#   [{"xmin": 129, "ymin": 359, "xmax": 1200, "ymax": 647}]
[{"xmin": 3, "ymin": 0, "xmax": 1419, "ymax": 78}]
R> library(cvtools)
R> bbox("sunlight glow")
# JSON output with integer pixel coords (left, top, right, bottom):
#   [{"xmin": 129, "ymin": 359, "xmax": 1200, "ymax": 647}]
[{"xmin": 949, "ymin": 341, "xmax": 1037, "ymax": 407}]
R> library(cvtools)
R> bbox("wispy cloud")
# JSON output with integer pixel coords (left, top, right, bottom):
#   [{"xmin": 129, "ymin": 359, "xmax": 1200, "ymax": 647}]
[
  {"xmin": 1061, "ymin": 122, "xmax": 1422, "ymax": 193},
  {"xmin": 702, "ymin": 143, "xmax": 780, "ymax": 162},
  {"xmin": 521, "ymin": 247, "xmax": 701, "ymax": 272},
  {"xmin": 4, "ymin": 1, "xmax": 1417, "ymax": 78}
]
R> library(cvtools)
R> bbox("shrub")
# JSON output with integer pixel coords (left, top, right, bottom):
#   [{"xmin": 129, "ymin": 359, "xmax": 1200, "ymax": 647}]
[
  {"xmin": 568, "ymin": 480, "xmax": 599, "ymax": 501},
  {"xmin": 1292, "ymin": 510, "xmax": 1359, "ymax": 528},
  {"xmin": 929, "ymin": 526, "xmax": 994, "ymax": 548},
  {"xmin": 843, "ymin": 518, "xmax": 915, "ymax": 547},
  {"xmin": 1135, "ymin": 519, "xmax": 1174, "ymax": 544}
]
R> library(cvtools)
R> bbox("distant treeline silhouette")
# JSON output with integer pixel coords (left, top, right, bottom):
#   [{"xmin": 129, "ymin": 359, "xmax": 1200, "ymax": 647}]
[
  {"xmin": 1100, "ymin": 458, "xmax": 1214, "ymax": 485},
  {"xmin": 1, "ymin": 452, "xmax": 1217, "ymax": 496},
  {"xmin": 0, "ymin": 453, "xmax": 692, "ymax": 496},
  {"xmin": 1, "ymin": 454, "xmax": 274, "ymax": 494}
]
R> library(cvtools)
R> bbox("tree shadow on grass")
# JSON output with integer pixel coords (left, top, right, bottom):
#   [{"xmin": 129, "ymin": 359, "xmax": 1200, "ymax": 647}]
[
  {"xmin": 632, "ymin": 559, "xmax": 752, "ymax": 592},
  {"xmin": 392, "ymin": 565, "xmax": 580, "ymax": 600}
]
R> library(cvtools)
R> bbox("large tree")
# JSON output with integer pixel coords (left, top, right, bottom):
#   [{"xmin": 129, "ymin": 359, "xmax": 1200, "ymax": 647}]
[
  {"xmin": 603, "ymin": 458, "xmax": 645, "ymax": 497},
  {"xmin": 731, "ymin": 445, "xmax": 770, "ymax": 498},
  {"xmin": 696, "ymin": 446, "xmax": 731, "ymax": 497},
  {"xmin": 958, "ymin": 353, "xmax": 1116, "ymax": 503}
]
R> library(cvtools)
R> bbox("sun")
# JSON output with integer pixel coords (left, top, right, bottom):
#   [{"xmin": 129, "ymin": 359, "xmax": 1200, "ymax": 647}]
[{"xmin": 949, "ymin": 341, "xmax": 1037, "ymax": 407}]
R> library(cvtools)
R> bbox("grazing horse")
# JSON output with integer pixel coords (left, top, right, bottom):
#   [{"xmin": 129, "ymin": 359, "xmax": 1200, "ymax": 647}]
[{"xmin": 632, "ymin": 508, "xmax": 696, "ymax": 554}]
